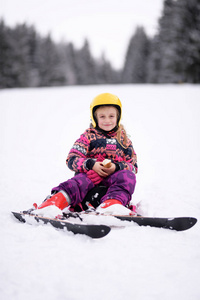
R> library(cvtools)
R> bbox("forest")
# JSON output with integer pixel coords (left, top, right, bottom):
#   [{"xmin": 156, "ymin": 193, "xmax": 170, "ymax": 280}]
[{"xmin": 0, "ymin": 0, "xmax": 200, "ymax": 88}]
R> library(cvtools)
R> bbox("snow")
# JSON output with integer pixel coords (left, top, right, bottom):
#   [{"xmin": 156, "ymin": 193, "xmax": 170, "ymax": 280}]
[{"xmin": 0, "ymin": 84, "xmax": 200, "ymax": 300}]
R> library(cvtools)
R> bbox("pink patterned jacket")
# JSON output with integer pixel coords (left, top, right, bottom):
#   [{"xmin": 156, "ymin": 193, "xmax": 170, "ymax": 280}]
[{"xmin": 66, "ymin": 127, "xmax": 138, "ymax": 174}]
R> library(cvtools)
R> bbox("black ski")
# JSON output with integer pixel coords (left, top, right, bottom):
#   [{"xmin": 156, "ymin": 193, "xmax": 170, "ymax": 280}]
[
  {"xmin": 11, "ymin": 211, "xmax": 111, "ymax": 239},
  {"xmin": 113, "ymin": 215, "xmax": 197, "ymax": 231},
  {"xmin": 79, "ymin": 212, "xmax": 197, "ymax": 231}
]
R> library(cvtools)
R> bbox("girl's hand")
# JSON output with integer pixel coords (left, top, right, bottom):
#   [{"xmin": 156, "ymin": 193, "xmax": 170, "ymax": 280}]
[
  {"xmin": 103, "ymin": 163, "xmax": 116, "ymax": 176},
  {"xmin": 92, "ymin": 162, "xmax": 108, "ymax": 177},
  {"xmin": 92, "ymin": 162, "xmax": 116, "ymax": 177}
]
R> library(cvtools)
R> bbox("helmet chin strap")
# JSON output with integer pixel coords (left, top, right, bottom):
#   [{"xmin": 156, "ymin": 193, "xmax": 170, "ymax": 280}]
[{"xmin": 96, "ymin": 125, "xmax": 119, "ymax": 136}]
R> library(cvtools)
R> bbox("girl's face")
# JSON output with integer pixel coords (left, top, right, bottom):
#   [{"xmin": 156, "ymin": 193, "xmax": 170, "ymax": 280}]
[{"xmin": 95, "ymin": 106, "xmax": 118, "ymax": 131}]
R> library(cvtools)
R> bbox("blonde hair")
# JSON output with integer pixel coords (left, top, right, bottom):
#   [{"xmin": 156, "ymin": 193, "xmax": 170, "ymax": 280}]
[{"xmin": 116, "ymin": 124, "xmax": 129, "ymax": 149}]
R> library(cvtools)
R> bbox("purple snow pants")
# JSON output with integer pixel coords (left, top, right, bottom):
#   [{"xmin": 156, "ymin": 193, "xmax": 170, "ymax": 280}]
[{"xmin": 52, "ymin": 170, "xmax": 136, "ymax": 207}]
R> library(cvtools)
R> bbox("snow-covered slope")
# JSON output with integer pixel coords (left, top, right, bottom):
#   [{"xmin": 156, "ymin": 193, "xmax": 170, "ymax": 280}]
[{"xmin": 0, "ymin": 85, "xmax": 200, "ymax": 300}]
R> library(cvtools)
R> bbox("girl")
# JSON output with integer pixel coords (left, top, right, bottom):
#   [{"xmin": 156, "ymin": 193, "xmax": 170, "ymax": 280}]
[{"xmin": 34, "ymin": 93, "xmax": 138, "ymax": 215}]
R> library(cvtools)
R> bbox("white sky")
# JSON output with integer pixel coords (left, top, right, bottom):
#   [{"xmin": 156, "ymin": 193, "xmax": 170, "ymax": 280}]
[{"xmin": 1, "ymin": 0, "xmax": 164, "ymax": 69}]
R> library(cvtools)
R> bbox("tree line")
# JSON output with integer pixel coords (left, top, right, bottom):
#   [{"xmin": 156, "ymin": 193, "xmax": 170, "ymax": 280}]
[{"xmin": 0, "ymin": 0, "xmax": 199, "ymax": 88}]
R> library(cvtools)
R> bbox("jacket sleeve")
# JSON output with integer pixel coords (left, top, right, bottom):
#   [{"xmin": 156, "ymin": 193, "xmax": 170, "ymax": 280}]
[
  {"xmin": 66, "ymin": 130, "xmax": 95, "ymax": 173},
  {"xmin": 115, "ymin": 140, "xmax": 138, "ymax": 174}
]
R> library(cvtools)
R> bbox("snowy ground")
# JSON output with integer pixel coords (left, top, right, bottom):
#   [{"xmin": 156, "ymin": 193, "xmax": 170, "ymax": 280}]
[{"xmin": 0, "ymin": 84, "xmax": 200, "ymax": 300}]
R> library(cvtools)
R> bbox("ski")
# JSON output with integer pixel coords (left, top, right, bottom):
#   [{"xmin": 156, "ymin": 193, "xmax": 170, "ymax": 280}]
[
  {"xmin": 11, "ymin": 211, "xmax": 111, "ymax": 239},
  {"xmin": 79, "ymin": 212, "xmax": 197, "ymax": 231},
  {"xmin": 12, "ymin": 211, "xmax": 197, "ymax": 236},
  {"xmin": 113, "ymin": 215, "xmax": 197, "ymax": 231}
]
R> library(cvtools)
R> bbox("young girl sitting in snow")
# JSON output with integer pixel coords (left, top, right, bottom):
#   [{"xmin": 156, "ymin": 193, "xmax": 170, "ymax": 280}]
[{"xmin": 34, "ymin": 93, "xmax": 138, "ymax": 215}]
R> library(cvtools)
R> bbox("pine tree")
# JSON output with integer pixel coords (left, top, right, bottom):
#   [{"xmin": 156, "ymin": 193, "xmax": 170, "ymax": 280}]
[
  {"xmin": 146, "ymin": 36, "xmax": 161, "ymax": 83},
  {"xmin": 63, "ymin": 43, "xmax": 78, "ymax": 85},
  {"xmin": 155, "ymin": 0, "xmax": 176, "ymax": 83},
  {"xmin": 75, "ymin": 39, "xmax": 97, "ymax": 85},
  {"xmin": 37, "ymin": 34, "xmax": 66, "ymax": 86},
  {"xmin": 9, "ymin": 24, "xmax": 33, "ymax": 87},
  {"xmin": 25, "ymin": 26, "xmax": 40, "ymax": 87},
  {"xmin": 0, "ymin": 20, "xmax": 12, "ymax": 88},
  {"xmin": 95, "ymin": 53, "xmax": 120, "ymax": 84},
  {"xmin": 0, "ymin": 19, "xmax": 122, "ymax": 88},
  {"xmin": 172, "ymin": 0, "xmax": 200, "ymax": 83},
  {"xmin": 122, "ymin": 26, "xmax": 149, "ymax": 83},
  {"xmin": 150, "ymin": 0, "xmax": 200, "ymax": 83}
]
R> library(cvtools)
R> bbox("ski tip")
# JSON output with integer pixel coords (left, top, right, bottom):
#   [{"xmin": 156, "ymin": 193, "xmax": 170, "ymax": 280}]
[
  {"xmin": 87, "ymin": 224, "xmax": 111, "ymax": 238},
  {"xmin": 188, "ymin": 217, "xmax": 197, "ymax": 228},
  {"xmin": 12, "ymin": 211, "xmax": 26, "ymax": 223},
  {"xmin": 173, "ymin": 217, "xmax": 197, "ymax": 231}
]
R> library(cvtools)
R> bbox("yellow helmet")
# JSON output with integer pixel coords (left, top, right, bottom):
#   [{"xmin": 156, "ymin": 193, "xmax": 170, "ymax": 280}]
[{"xmin": 90, "ymin": 93, "xmax": 122, "ymax": 128}]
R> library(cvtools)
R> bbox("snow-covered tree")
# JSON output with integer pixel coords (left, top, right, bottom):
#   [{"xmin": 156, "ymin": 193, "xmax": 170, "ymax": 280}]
[
  {"xmin": 75, "ymin": 39, "xmax": 97, "ymax": 85},
  {"xmin": 36, "ymin": 35, "xmax": 66, "ymax": 86},
  {"xmin": 122, "ymin": 26, "xmax": 150, "ymax": 83},
  {"xmin": 0, "ymin": 20, "xmax": 12, "ymax": 88},
  {"xmin": 149, "ymin": 0, "xmax": 200, "ymax": 83},
  {"xmin": 0, "ymin": 20, "xmax": 120, "ymax": 88},
  {"xmin": 171, "ymin": 0, "xmax": 200, "ymax": 83},
  {"xmin": 146, "ymin": 36, "xmax": 161, "ymax": 83},
  {"xmin": 95, "ymin": 53, "xmax": 121, "ymax": 84}
]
